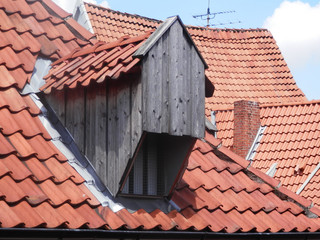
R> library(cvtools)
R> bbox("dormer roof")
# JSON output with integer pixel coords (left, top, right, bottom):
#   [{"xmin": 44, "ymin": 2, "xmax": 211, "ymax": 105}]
[{"xmin": 1, "ymin": 0, "xmax": 320, "ymax": 236}]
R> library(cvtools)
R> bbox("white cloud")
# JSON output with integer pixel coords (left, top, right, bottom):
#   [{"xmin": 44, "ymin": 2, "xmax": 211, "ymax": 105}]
[
  {"xmin": 100, "ymin": 0, "xmax": 110, "ymax": 8},
  {"xmin": 52, "ymin": 0, "xmax": 77, "ymax": 14},
  {"xmin": 52, "ymin": 0, "xmax": 110, "ymax": 14},
  {"xmin": 84, "ymin": 0, "xmax": 98, "ymax": 4},
  {"xmin": 263, "ymin": 1, "xmax": 320, "ymax": 70}
]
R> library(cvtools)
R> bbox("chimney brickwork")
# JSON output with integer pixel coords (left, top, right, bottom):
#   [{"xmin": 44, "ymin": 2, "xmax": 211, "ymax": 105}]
[{"xmin": 233, "ymin": 100, "xmax": 261, "ymax": 159}]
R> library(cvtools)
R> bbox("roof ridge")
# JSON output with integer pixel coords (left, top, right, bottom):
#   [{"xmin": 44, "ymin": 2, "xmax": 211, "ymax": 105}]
[
  {"xmin": 186, "ymin": 25, "xmax": 270, "ymax": 32},
  {"xmin": 84, "ymin": 2, "xmax": 162, "ymax": 24},
  {"xmin": 210, "ymin": 100, "xmax": 320, "ymax": 112},
  {"xmin": 85, "ymin": 2, "xmax": 271, "ymax": 34},
  {"xmin": 261, "ymin": 100, "xmax": 320, "ymax": 108}
]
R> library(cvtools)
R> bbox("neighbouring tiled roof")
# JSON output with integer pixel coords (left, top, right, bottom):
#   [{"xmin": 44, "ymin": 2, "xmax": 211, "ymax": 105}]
[
  {"xmin": 254, "ymin": 101, "xmax": 320, "ymax": 206},
  {"xmin": 41, "ymin": 31, "xmax": 153, "ymax": 93},
  {"xmin": 96, "ymin": 134, "xmax": 320, "ymax": 232},
  {"xmin": 2, "ymin": 0, "xmax": 320, "ymax": 234},
  {"xmin": 214, "ymin": 101, "xmax": 320, "ymax": 206},
  {"xmin": 0, "ymin": 0, "xmax": 106, "ymax": 229},
  {"xmin": 84, "ymin": 2, "xmax": 307, "ymax": 113}
]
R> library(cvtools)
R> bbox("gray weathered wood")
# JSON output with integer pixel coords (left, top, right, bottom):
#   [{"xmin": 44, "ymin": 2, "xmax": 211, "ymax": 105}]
[
  {"xmin": 45, "ymin": 16, "xmax": 206, "ymax": 196},
  {"xmin": 107, "ymin": 83, "xmax": 118, "ymax": 195},
  {"xmin": 65, "ymin": 88, "xmax": 85, "ymax": 151},
  {"xmin": 116, "ymin": 81, "xmax": 131, "ymax": 189},
  {"xmin": 130, "ymin": 76, "xmax": 143, "ymax": 155},
  {"xmin": 160, "ymin": 31, "xmax": 169, "ymax": 133},
  {"xmin": 85, "ymin": 84, "xmax": 108, "ymax": 183},
  {"xmin": 141, "ymin": 20, "xmax": 205, "ymax": 138},
  {"xmin": 46, "ymin": 90, "xmax": 66, "ymax": 125},
  {"xmin": 191, "ymin": 46, "xmax": 205, "ymax": 138}
]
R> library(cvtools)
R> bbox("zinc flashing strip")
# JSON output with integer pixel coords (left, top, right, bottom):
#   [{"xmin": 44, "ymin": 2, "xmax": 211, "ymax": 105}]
[
  {"xmin": 74, "ymin": 0, "xmax": 94, "ymax": 34},
  {"xmin": 246, "ymin": 125, "xmax": 266, "ymax": 161},
  {"xmin": 30, "ymin": 92, "xmax": 124, "ymax": 211},
  {"xmin": 296, "ymin": 162, "xmax": 320, "ymax": 195},
  {"xmin": 266, "ymin": 163, "xmax": 277, "ymax": 177},
  {"xmin": 22, "ymin": 57, "xmax": 52, "ymax": 94}
]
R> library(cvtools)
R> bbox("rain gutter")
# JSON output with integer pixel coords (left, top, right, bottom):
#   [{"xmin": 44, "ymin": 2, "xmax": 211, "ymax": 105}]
[{"xmin": 0, "ymin": 228, "xmax": 319, "ymax": 239}]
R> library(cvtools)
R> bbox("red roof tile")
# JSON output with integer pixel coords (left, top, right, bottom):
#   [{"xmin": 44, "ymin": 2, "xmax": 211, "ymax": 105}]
[
  {"xmin": 41, "ymin": 31, "xmax": 152, "ymax": 93},
  {"xmin": 85, "ymin": 2, "xmax": 307, "ymax": 112},
  {"xmin": 1, "ymin": 0, "xmax": 320, "ymax": 235},
  {"xmin": 214, "ymin": 100, "xmax": 320, "ymax": 207}
]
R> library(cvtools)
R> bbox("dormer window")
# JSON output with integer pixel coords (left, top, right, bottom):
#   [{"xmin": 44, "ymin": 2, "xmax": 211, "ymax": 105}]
[
  {"xmin": 121, "ymin": 133, "xmax": 195, "ymax": 197},
  {"xmin": 42, "ymin": 16, "xmax": 211, "ymax": 197}
]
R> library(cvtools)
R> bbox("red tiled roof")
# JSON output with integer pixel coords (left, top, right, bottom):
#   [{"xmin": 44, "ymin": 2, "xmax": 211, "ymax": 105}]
[
  {"xmin": 85, "ymin": 2, "xmax": 307, "ymax": 112},
  {"xmin": 0, "ymin": 0, "xmax": 106, "ymax": 229},
  {"xmin": 41, "ymin": 31, "xmax": 153, "ymax": 93},
  {"xmin": 255, "ymin": 101, "xmax": 320, "ymax": 206},
  {"xmin": 2, "ymin": 0, "xmax": 320, "ymax": 234},
  {"xmin": 214, "ymin": 100, "xmax": 320, "ymax": 206}
]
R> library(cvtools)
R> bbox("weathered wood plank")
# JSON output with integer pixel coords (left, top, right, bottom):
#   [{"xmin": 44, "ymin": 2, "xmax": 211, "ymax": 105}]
[
  {"xmin": 182, "ymin": 34, "xmax": 192, "ymax": 135},
  {"xmin": 191, "ymin": 46, "xmax": 205, "ymax": 138},
  {"xmin": 141, "ymin": 57, "xmax": 148, "ymax": 132},
  {"xmin": 65, "ymin": 88, "xmax": 85, "ymax": 153},
  {"xmin": 85, "ymin": 85, "xmax": 96, "ymax": 165},
  {"xmin": 116, "ymin": 81, "xmax": 131, "ymax": 187},
  {"xmin": 131, "ymin": 76, "xmax": 143, "ymax": 155},
  {"xmin": 160, "ymin": 31, "xmax": 169, "ymax": 133},
  {"xmin": 96, "ymin": 84, "xmax": 108, "ymax": 183},
  {"xmin": 168, "ymin": 21, "xmax": 182, "ymax": 136},
  {"xmin": 46, "ymin": 90, "xmax": 66, "ymax": 125},
  {"xmin": 145, "ymin": 39, "xmax": 163, "ymax": 133},
  {"xmin": 107, "ymin": 83, "xmax": 118, "ymax": 195}
]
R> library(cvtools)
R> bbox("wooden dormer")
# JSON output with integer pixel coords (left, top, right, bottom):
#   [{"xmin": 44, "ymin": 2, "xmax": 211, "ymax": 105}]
[{"xmin": 43, "ymin": 16, "xmax": 211, "ymax": 196}]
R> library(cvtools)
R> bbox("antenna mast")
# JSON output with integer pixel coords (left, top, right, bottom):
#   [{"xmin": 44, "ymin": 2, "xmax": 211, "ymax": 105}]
[
  {"xmin": 206, "ymin": 0, "xmax": 210, "ymax": 28},
  {"xmin": 193, "ymin": 0, "xmax": 241, "ymax": 28}
]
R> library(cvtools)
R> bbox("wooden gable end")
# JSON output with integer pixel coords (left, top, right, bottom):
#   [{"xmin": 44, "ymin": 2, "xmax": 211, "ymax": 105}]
[
  {"xmin": 45, "ymin": 16, "xmax": 207, "ymax": 197},
  {"xmin": 136, "ymin": 16, "xmax": 206, "ymax": 139}
]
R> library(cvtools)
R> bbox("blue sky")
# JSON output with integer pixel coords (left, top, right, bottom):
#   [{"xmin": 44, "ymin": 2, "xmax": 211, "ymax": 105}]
[{"xmin": 55, "ymin": 0, "xmax": 320, "ymax": 100}]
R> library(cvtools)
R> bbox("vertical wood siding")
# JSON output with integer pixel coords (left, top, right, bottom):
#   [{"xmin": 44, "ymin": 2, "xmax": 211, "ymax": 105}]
[
  {"xmin": 47, "ymin": 78, "xmax": 143, "ymax": 196},
  {"xmin": 141, "ymin": 20, "xmax": 205, "ymax": 138},
  {"xmin": 45, "ymin": 20, "xmax": 205, "ymax": 195}
]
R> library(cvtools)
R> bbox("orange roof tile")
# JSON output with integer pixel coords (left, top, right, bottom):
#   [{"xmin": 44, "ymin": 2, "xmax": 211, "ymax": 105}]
[
  {"xmin": 41, "ymin": 31, "xmax": 153, "ymax": 93},
  {"xmin": 84, "ymin": 2, "xmax": 307, "ymax": 112},
  {"xmin": 1, "ymin": 0, "xmax": 320, "ymax": 235},
  {"xmin": 214, "ymin": 100, "xmax": 320, "ymax": 207}
]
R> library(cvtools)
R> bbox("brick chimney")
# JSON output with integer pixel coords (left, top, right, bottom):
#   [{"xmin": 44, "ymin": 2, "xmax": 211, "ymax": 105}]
[{"xmin": 233, "ymin": 100, "xmax": 261, "ymax": 158}]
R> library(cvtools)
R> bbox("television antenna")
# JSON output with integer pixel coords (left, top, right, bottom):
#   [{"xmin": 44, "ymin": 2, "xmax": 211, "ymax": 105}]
[{"xmin": 193, "ymin": 0, "xmax": 241, "ymax": 28}]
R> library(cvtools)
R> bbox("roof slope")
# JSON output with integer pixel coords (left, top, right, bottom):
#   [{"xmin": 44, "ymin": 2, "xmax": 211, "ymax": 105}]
[
  {"xmin": 97, "ymin": 135, "xmax": 320, "ymax": 232},
  {"xmin": 2, "ymin": 0, "xmax": 320, "ymax": 233},
  {"xmin": 84, "ymin": 2, "xmax": 307, "ymax": 112},
  {"xmin": 254, "ymin": 101, "xmax": 320, "ymax": 206},
  {"xmin": 0, "ymin": 0, "xmax": 106, "ymax": 229},
  {"xmin": 214, "ymin": 101, "xmax": 320, "ymax": 206},
  {"xmin": 41, "ymin": 31, "xmax": 153, "ymax": 93}
]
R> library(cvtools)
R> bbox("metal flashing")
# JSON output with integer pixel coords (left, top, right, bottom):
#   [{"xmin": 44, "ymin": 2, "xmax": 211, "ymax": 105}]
[
  {"xmin": 31, "ymin": 93, "xmax": 125, "ymax": 210},
  {"xmin": 205, "ymin": 117, "xmax": 217, "ymax": 132},
  {"xmin": 266, "ymin": 163, "xmax": 278, "ymax": 177},
  {"xmin": 246, "ymin": 125, "xmax": 267, "ymax": 161},
  {"xmin": 133, "ymin": 15, "xmax": 208, "ymax": 68},
  {"xmin": 22, "ymin": 57, "xmax": 51, "ymax": 94},
  {"xmin": 35, "ymin": 93, "xmax": 175, "ymax": 213},
  {"xmin": 74, "ymin": 0, "xmax": 94, "ymax": 33},
  {"xmin": 296, "ymin": 162, "xmax": 320, "ymax": 195}
]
